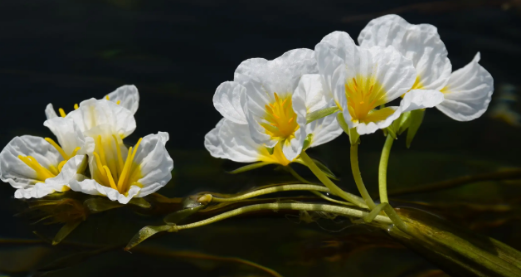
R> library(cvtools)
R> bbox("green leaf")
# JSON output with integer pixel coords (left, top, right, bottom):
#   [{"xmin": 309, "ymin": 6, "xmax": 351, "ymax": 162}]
[
  {"xmin": 52, "ymin": 220, "xmax": 82, "ymax": 245},
  {"xmin": 306, "ymin": 106, "xmax": 339, "ymax": 124},
  {"xmin": 84, "ymin": 197, "xmax": 123, "ymax": 213},
  {"xmin": 312, "ymin": 159, "xmax": 339, "ymax": 181},
  {"xmin": 228, "ymin": 162, "xmax": 271, "ymax": 174},
  {"xmin": 128, "ymin": 198, "xmax": 151, "ymax": 209},
  {"xmin": 125, "ymin": 225, "xmax": 174, "ymax": 250},
  {"xmin": 163, "ymin": 205, "xmax": 205, "ymax": 224},
  {"xmin": 406, "ymin": 109, "xmax": 425, "ymax": 148}
]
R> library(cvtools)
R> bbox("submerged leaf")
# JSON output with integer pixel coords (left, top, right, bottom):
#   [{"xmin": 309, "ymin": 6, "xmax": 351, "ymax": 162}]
[
  {"xmin": 84, "ymin": 197, "xmax": 123, "ymax": 213},
  {"xmin": 406, "ymin": 109, "xmax": 425, "ymax": 148},
  {"xmin": 128, "ymin": 198, "xmax": 151, "ymax": 209},
  {"xmin": 164, "ymin": 205, "xmax": 205, "ymax": 224},
  {"xmin": 125, "ymin": 225, "xmax": 174, "ymax": 251},
  {"xmin": 228, "ymin": 162, "xmax": 271, "ymax": 174},
  {"xmin": 52, "ymin": 220, "xmax": 82, "ymax": 245}
]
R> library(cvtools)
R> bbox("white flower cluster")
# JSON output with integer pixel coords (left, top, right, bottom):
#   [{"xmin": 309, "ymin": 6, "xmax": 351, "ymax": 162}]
[
  {"xmin": 205, "ymin": 14, "xmax": 493, "ymax": 165},
  {"xmin": 0, "ymin": 86, "xmax": 174, "ymax": 204}
]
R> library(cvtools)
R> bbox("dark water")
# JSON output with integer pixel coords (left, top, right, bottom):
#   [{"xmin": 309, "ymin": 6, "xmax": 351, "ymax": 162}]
[{"xmin": 1, "ymin": 0, "xmax": 521, "ymax": 276}]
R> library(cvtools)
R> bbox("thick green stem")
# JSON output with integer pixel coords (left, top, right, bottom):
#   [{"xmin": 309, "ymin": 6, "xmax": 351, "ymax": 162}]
[
  {"xmin": 378, "ymin": 135, "xmax": 394, "ymax": 203},
  {"xmin": 299, "ymin": 152, "xmax": 367, "ymax": 208},
  {"xmin": 349, "ymin": 144, "xmax": 376, "ymax": 209},
  {"xmin": 174, "ymin": 203, "xmax": 392, "ymax": 231}
]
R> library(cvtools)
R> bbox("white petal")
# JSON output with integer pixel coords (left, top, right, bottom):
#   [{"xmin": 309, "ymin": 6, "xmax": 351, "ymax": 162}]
[
  {"xmin": 43, "ymin": 117, "xmax": 86, "ymax": 156},
  {"xmin": 0, "ymin": 136, "xmax": 62, "ymax": 189},
  {"xmin": 306, "ymin": 115, "xmax": 343, "ymax": 148},
  {"xmin": 131, "ymin": 132, "xmax": 174, "ymax": 198},
  {"xmin": 317, "ymin": 31, "xmax": 358, "ymax": 67},
  {"xmin": 436, "ymin": 53, "xmax": 494, "ymax": 121},
  {"xmin": 213, "ymin": 81, "xmax": 248, "ymax": 124},
  {"xmin": 294, "ymin": 74, "xmax": 330, "ymax": 113},
  {"xmin": 400, "ymin": 90, "xmax": 445, "ymax": 113},
  {"xmin": 45, "ymin": 104, "xmax": 58, "ymax": 119},
  {"xmin": 219, "ymin": 120, "xmax": 262, "ymax": 163},
  {"xmin": 69, "ymin": 178, "xmax": 100, "ymax": 196},
  {"xmin": 358, "ymin": 14, "xmax": 451, "ymax": 90},
  {"xmin": 44, "ymin": 155, "xmax": 86, "ymax": 191},
  {"xmin": 281, "ymin": 128, "xmax": 305, "ymax": 162},
  {"xmin": 204, "ymin": 119, "xmax": 227, "ymax": 159},
  {"xmin": 67, "ymin": 99, "xmax": 136, "ymax": 138},
  {"xmin": 105, "ymin": 85, "xmax": 140, "ymax": 115},
  {"xmin": 356, "ymin": 107, "xmax": 401, "ymax": 135}
]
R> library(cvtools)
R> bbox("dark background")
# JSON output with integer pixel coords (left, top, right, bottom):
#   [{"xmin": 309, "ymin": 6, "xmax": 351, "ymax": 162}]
[{"xmin": 0, "ymin": 0, "xmax": 520, "ymax": 276}]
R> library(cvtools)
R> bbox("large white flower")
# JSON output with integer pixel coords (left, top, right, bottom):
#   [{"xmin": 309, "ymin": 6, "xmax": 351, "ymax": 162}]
[
  {"xmin": 45, "ymin": 85, "xmax": 139, "ymax": 119},
  {"xmin": 315, "ymin": 31, "xmax": 444, "ymax": 135},
  {"xmin": 437, "ymin": 53, "xmax": 494, "ymax": 121},
  {"xmin": 70, "ymin": 130, "xmax": 174, "ymax": 204},
  {"xmin": 358, "ymin": 15, "xmax": 493, "ymax": 121},
  {"xmin": 206, "ymin": 74, "xmax": 342, "ymax": 166},
  {"xmin": 213, "ymin": 49, "xmax": 317, "ymax": 161},
  {"xmin": 0, "ymin": 135, "xmax": 86, "ymax": 199}
]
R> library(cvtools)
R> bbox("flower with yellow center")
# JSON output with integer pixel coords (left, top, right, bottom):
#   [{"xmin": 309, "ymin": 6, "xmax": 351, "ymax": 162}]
[
  {"xmin": 45, "ymin": 85, "xmax": 139, "ymax": 120},
  {"xmin": 0, "ymin": 135, "xmax": 86, "ymax": 199},
  {"xmin": 315, "ymin": 31, "xmax": 444, "ymax": 135},
  {"xmin": 70, "ymin": 130, "xmax": 173, "ymax": 204}
]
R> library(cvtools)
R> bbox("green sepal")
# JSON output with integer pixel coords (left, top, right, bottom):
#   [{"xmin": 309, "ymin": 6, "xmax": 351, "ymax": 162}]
[
  {"xmin": 348, "ymin": 127, "xmax": 360, "ymax": 145},
  {"xmin": 406, "ymin": 109, "xmax": 425, "ymax": 148},
  {"xmin": 302, "ymin": 134, "xmax": 313, "ymax": 150},
  {"xmin": 336, "ymin": 112, "xmax": 350, "ymax": 134},
  {"xmin": 125, "ymin": 225, "xmax": 174, "ymax": 251},
  {"xmin": 306, "ymin": 106, "xmax": 339, "ymax": 124},
  {"xmin": 228, "ymin": 162, "xmax": 271, "ymax": 174},
  {"xmin": 52, "ymin": 220, "xmax": 82, "ymax": 245},
  {"xmin": 128, "ymin": 198, "xmax": 151, "ymax": 209},
  {"xmin": 397, "ymin": 111, "xmax": 412, "ymax": 135},
  {"xmin": 163, "ymin": 205, "xmax": 205, "ymax": 224},
  {"xmin": 266, "ymin": 146, "xmax": 274, "ymax": 155},
  {"xmin": 312, "ymin": 158, "xmax": 339, "ymax": 181}
]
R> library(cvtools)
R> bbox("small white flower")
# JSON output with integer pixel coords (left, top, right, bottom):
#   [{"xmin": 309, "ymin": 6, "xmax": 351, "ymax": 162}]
[
  {"xmin": 437, "ymin": 53, "xmax": 494, "ymax": 121},
  {"xmin": 206, "ymin": 75, "xmax": 342, "ymax": 166},
  {"xmin": 358, "ymin": 15, "xmax": 493, "ymax": 121},
  {"xmin": 45, "ymin": 85, "xmax": 139, "ymax": 119},
  {"xmin": 0, "ymin": 135, "xmax": 86, "ymax": 199},
  {"xmin": 70, "ymin": 131, "xmax": 173, "ymax": 204},
  {"xmin": 315, "ymin": 31, "xmax": 444, "ymax": 135},
  {"xmin": 213, "ymin": 49, "xmax": 317, "ymax": 161}
]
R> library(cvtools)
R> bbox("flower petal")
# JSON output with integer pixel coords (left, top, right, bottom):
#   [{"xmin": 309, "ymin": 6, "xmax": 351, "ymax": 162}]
[
  {"xmin": 45, "ymin": 103, "xmax": 58, "ymax": 119},
  {"xmin": 400, "ymin": 89, "xmax": 445, "ymax": 113},
  {"xmin": 219, "ymin": 119, "xmax": 263, "ymax": 163},
  {"xmin": 130, "ymin": 132, "xmax": 173, "ymax": 198},
  {"xmin": 356, "ymin": 107, "xmax": 401, "ymax": 135},
  {"xmin": 213, "ymin": 81, "xmax": 248, "ymax": 124},
  {"xmin": 204, "ymin": 119, "xmax": 227, "ymax": 159},
  {"xmin": 67, "ymin": 99, "xmax": 136, "ymax": 138},
  {"xmin": 436, "ymin": 53, "xmax": 494, "ymax": 121},
  {"xmin": 0, "ymin": 136, "xmax": 62, "ymax": 189},
  {"xmin": 105, "ymin": 85, "xmax": 140, "ymax": 115},
  {"xmin": 43, "ymin": 117, "xmax": 87, "ymax": 157},
  {"xmin": 358, "ymin": 14, "xmax": 452, "ymax": 91}
]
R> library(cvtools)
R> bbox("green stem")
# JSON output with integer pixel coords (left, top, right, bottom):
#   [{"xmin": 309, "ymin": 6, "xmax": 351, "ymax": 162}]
[
  {"xmin": 350, "ymin": 144, "xmax": 376, "ymax": 209},
  {"xmin": 202, "ymin": 184, "xmax": 331, "ymax": 203},
  {"xmin": 378, "ymin": 135, "xmax": 394, "ymax": 203},
  {"xmin": 174, "ymin": 203, "xmax": 392, "ymax": 231},
  {"xmin": 299, "ymin": 152, "xmax": 367, "ymax": 209},
  {"xmin": 285, "ymin": 166, "xmax": 359, "ymax": 207}
]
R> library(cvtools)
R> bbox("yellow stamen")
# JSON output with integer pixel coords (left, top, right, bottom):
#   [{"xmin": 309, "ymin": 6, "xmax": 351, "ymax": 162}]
[
  {"xmin": 18, "ymin": 155, "xmax": 56, "ymax": 180},
  {"xmin": 59, "ymin": 108, "xmax": 66, "ymax": 118},
  {"xmin": 262, "ymin": 93, "xmax": 299, "ymax": 140},
  {"xmin": 70, "ymin": 147, "xmax": 81, "ymax": 157},
  {"xmin": 113, "ymin": 135, "xmax": 124, "ymax": 173},
  {"xmin": 45, "ymin": 138, "xmax": 69, "ymax": 160},
  {"xmin": 58, "ymin": 160, "xmax": 67, "ymax": 171},
  {"xmin": 116, "ymin": 100, "xmax": 121, "ymax": 105},
  {"xmin": 117, "ymin": 147, "xmax": 133, "ymax": 192},
  {"xmin": 103, "ymin": 165, "xmax": 118, "ymax": 191},
  {"xmin": 97, "ymin": 136, "xmax": 108, "ymax": 167},
  {"xmin": 74, "ymin": 103, "xmax": 79, "ymax": 110},
  {"xmin": 105, "ymin": 95, "xmax": 110, "ymax": 100},
  {"xmin": 48, "ymin": 164, "xmax": 59, "ymax": 175},
  {"xmin": 92, "ymin": 152, "xmax": 107, "ymax": 178},
  {"xmin": 345, "ymin": 75, "xmax": 387, "ymax": 123}
]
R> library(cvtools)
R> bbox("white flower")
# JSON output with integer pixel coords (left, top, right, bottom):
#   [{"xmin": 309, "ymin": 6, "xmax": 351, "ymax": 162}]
[
  {"xmin": 315, "ymin": 31, "xmax": 444, "ymax": 135},
  {"xmin": 358, "ymin": 15, "xmax": 493, "ymax": 121},
  {"xmin": 358, "ymin": 14, "xmax": 452, "ymax": 91},
  {"xmin": 0, "ymin": 135, "xmax": 86, "ymax": 199},
  {"xmin": 437, "ymin": 53, "xmax": 494, "ymax": 121},
  {"xmin": 212, "ymin": 49, "xmax": 317, "ymax": 161},
  {"xmin": 45, "ymin": 85, "xmax": 139, "ymax": 119},
  {"xmin": 70, "ymin": 131, "xmax": 173, "ymax": 204},
  {"xmin": 206, "ymin": 75, "xmax": 342, "ymax": 166}
]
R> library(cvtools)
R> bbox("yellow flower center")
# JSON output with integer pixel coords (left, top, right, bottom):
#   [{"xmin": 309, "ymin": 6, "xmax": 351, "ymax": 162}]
[
  {"xmin": 345, "ymin": 76, "xmax": 390, "ymax": 124},
  {"xmin": 91, "ymin": 135, "xmax": 142, "ymax": 195},
  {"xmin": 258, "ymin": 143, "xmax": 291, "ymax": 166},
  {"xmin": 261, "ymin": 93, "xmax": 299, "ymax": 141},
  {"xmin": 18, "ymin": 138, "xmax": 81, "ymax": 183}
]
